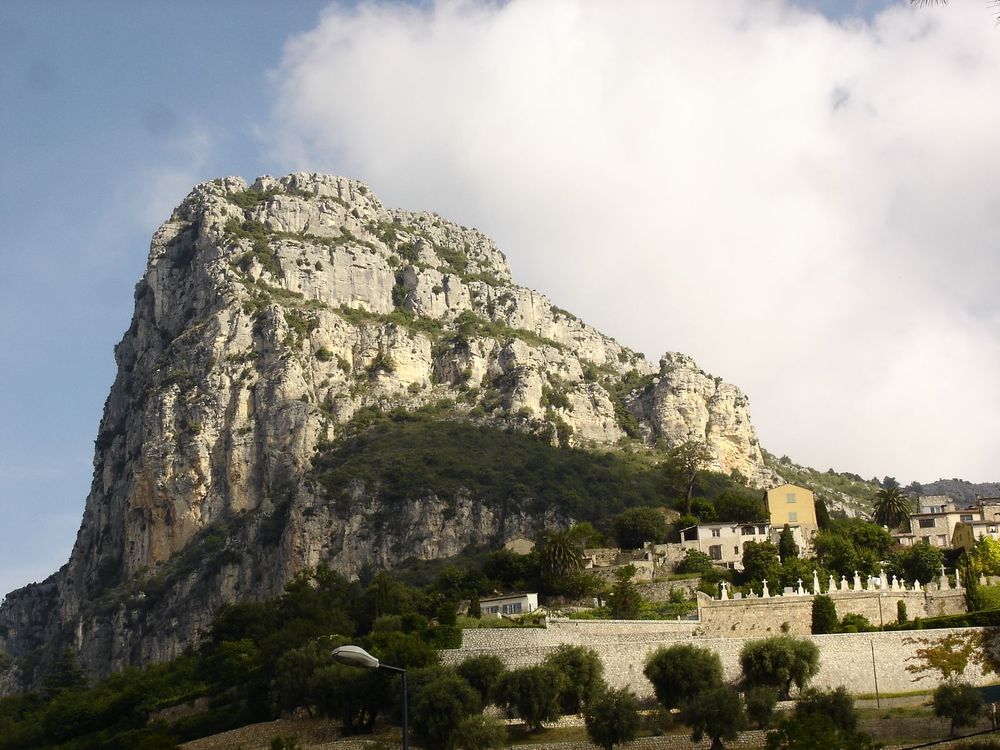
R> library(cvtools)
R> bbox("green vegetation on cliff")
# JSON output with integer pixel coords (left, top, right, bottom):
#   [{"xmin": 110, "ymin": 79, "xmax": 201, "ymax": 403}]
[{"xmin": 311, "ymin": 411, "xmax": 739, "ymax": 523}]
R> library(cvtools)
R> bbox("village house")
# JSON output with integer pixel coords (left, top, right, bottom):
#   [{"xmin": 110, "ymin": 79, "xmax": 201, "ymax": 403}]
[
  {"xmin": 764, "ymin": 483, "xmax": 819, "ymax": 554},
  {"xmin": 894, "ymin": 496, "xmax": 1000, "ymax": 548},
  {"xmin": 677, "ymin": 521, "xmax": 810, "ymax": 571},
  {"xmin": 677, "ymin": 521, "xmax": 770, "ymax": 569},
  {"xmin": 478, "ymin": 592, "xmax": 539, "ymax": 617}
]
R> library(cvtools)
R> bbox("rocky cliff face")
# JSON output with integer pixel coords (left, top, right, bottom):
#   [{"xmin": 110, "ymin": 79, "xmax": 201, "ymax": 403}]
[{"xmin": 0, "ymin": 173, "xmax": 771, "ymax": 687}]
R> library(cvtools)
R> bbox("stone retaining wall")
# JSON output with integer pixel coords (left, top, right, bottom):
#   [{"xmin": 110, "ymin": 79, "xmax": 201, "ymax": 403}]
[{"xmin": 443, "ymin": 622, "xmax": 994, "ymax": 697}]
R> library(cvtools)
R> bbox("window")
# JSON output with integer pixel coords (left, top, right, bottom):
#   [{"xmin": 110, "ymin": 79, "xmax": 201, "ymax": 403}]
[
  {"xmin": 711, "ymin": 528, "xmax": 721, "ymax": 537},
  {"xmin": 918, "ymin": 518, "xmax": 936, "ymax": 528},
  {"xmin": 786, "ymin": 493, "xmax": 797, "ymax": 504},
  {"xmin": 734, "ymin": 546, "xmax": 740, "ymax": 555},
  {"xmin": 961, "ymin": 515, "xmax": 974, "ymax": 522},
  {"xmin": 741, "ymin": 525, "xmax": 754, "ymax": 535},
  {"xmin": 501, "ymin": 603, "xmax": 523, "ymax": 615},
  {"xmin": 709, "ymin": 544, "xmax": 722, "ymax": 560},
  {"xmin": 788, "ymin": 512, "xmax": 797, "ymax": 522},
  {"xmin": 758, "ymin": 525, "xmax": 767, "ymax": 535}
]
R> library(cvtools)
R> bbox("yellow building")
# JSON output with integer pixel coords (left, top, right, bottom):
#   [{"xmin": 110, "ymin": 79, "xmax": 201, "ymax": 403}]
[{"xmin": 764, "ymin": 483, "xmax": 819, "ymax": 552}]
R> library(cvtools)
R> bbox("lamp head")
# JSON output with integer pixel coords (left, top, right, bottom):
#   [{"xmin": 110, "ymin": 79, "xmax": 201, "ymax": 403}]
[{"xmin": 331, "ymin": 644, "xmax": 380, "ymax": 669}]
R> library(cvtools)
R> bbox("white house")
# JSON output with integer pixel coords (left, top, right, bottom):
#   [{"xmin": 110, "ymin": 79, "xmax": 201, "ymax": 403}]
[
  {"xmin": 478, "ymin": 592, "xmax": 538, "ymax": 617},
  {"xmin": 678, "ymin": 522, "xmax": 770, "ymax": 570}
]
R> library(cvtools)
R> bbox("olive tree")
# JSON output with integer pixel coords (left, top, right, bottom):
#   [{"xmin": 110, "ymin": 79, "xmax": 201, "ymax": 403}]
[
  {"xmin": 494, "ymin": 665, "xmax": 565, "ymax": 730},
  {"xmin": 542, "ymin": 645, "xmax": 606, "ymax": 714},
  {"xmin": 643, "ymin": 644, "xmax": 723, "ymax": 709},
  {"xmin": 739, "ymin": 637, "xmax": 819, "ymax": 699},
  {"xmin": 583, "ymin": 687, "xmax": 642, "ymax": 750}
]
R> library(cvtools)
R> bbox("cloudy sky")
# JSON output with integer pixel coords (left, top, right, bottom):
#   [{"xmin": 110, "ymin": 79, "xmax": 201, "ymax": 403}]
[{"xmin": 1, "ymin": 0, "xmax": 998, "ymax": 598}]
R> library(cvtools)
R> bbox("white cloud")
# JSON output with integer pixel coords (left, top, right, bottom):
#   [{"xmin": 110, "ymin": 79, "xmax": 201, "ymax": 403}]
[{"xmin": 266, "ymin": 0, "xmax": 1000, "ymax": 483}]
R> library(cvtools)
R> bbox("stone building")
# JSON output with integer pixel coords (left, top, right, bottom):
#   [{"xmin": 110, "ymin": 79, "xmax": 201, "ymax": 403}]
[{"xmin": 895, "ymin": 496, "xmax": 1000, "ymax": 548}]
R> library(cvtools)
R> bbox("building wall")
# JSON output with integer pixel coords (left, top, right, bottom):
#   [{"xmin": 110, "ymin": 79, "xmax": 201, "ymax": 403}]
[
  {"xmin": 443, "ymin": 620, "xmax": 994, "ymax": 698},
  {"xmin": 765, "ymin": 484, "xmax": 817, "ymax": 529}
]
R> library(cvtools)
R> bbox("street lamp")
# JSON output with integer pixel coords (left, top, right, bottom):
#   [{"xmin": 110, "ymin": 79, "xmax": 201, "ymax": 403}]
[{"xmin": 331, "ymin": 645, "xmax": 409, "ymax": 750}]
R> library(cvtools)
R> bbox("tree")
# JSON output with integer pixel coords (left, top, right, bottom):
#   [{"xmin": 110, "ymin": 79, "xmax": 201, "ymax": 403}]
[
  {"xmin": 740, "ymin": 637, "xmax": 820, "ymax": 699},
  {"xmin": 456, "ymin": 655, "xmax": 507, "ymax": 706},
  {"xmin": 539, "ymin": 528, "xmax": 585, "ymax": 581},
  {"xmin": 467, "ymin": 593, "xmax": 482, "ymax": 618},
  {"xmin": 872, "ymin": 486, "xmax": 913, "ymax": 529},
  {"xmin": 973, "ymin": 537, "xmax": 1000, "ymax": 576},
  {"xmin": 744, "ymin": 686, "xmax": 778, "ymax": 729},
  {"xmin": 810, "ymin": 595, "xmax": 838, "ymax": 635},
  {"xmin": 812, "ymin": 531, "xmax": 858, "ymax": 578},
  {"xmin": 676, "ymin": 548, "xmax": 714, "ymax": 574},
  {"xmin": 778, "ymin": 525, "xmax": 798, "ymax": 561},
  {"xmin": 494, "ymin": 665, "xmax": 565, "ymax": 730},
  {"xmin": 681, "ymin": 685, "xmax": 748, "ymax": 750},
  {"xmin": 765, "ymin": 687, "xmax": 878, "ymax": 750},
  {"xmin": 896, "ymin": 543, "xmax": 944, "ymax": 585},
  {"xmin": 271, "ymin": 641, "xmax": 332, "ymax": 715},
  {"xmin": 41, "ymin": 650, "xmax": 88, "ymax": 700},
  {"xmin": 607, "ymin": 565, "xmax": 642, "ymax": 619},
  {"xmin": 795, "ymin": 687, "xmax": 858, "ymax": 733},
  {"xmin": 542, "ymin": 645, "xmax": 606, "ymax": 714},
  {"xmin": 644, "ymin": 644, "xmax": 723, "ymax": 709},
  {"xmin": 964, "ymin": 554, "xmax": 983, "ymax": 612},
  {"xmin": 452, "ymin": 714, "xmax": 508, "ymax": 750},
  {"xmin": 715, "ymin": 489, "xmax": 768, "ymax": 523},
  {"xmin": 741, "ymin": 541, "xmax": 781, "ymax": 587},
  {"xmin": 612, "ymin": 507, "xmax": 668, "ymax": 549},
  {"xmin": 777, "ymin": 557, "xmax": 818, "ymax": 592},
  {"xmin": 815, "ymin": 499, "xmax": 831, "ymax": 530},
  {"xmin": 933, "ymin": 681, "xmax": 984, "ymax": 735},
  {"xmin": 584, "ymin": 687, "xmax": 641, "ymax": 750},
  {"xmin": 911, "ymin": 0, "xmax": 1000, "ymax": 24},
  {"xmin": 410, "ymin": 671, "xmax": 481, "ymax": 750},
  {"xmin": 309, "ymin": 664, "xmax": 389, "ymax": 734},
  {"xmin": 665, "ymin": 440, "xmax": 714, "ymax": 514}
]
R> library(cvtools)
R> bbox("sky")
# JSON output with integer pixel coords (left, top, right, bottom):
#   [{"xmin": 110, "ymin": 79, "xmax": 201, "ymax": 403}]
[{"xmin": 1, "ymin": 0, "xmax": 998, "ymax": 599}]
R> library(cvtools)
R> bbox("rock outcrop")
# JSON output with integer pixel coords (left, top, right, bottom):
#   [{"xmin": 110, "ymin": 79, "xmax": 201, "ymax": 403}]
[{"xmin": 0, "ymin": 174, "xmax": 772, "ymax": 687}]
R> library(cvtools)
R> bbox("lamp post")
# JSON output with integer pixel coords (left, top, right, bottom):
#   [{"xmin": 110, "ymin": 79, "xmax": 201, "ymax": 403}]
[{"xmin": 331, "ymin": 645, "xmax": 409, "ymax": 750}]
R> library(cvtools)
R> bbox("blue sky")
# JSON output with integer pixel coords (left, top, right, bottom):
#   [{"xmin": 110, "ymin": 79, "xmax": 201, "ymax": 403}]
[{"xmin": 2, "ymin": 0, "xmax": 998, "ymax": 599}]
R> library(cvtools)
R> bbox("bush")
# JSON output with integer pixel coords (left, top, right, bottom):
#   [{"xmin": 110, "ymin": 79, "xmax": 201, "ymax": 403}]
[
  {"xmin": 542, "ymin": 645, "xmax": 606, "ymax": 714},
  {"xmin": 584, "ymin": 687, "xmax": 641, "ymax": 750},
  {"xmin": 838, "ymin": 612, "xmax": 873, "ymax": 633},
  {"xmin": 933, "ymin": 680, "xmax": 983, "ymax": 735},
  {"xmin": 452, "ymin": 714, "xmax": 508, "ymax": 750},
  {"xmin": 795, "ymin": 687, "xmax": 857, "ymax": 732},
  {"xmin": 643, "ymin": 644, "xmax": 723, "ymax": 709},
  {"xmin": 739, "ymin": 637, "xmax": 819, "ymax": 699}
]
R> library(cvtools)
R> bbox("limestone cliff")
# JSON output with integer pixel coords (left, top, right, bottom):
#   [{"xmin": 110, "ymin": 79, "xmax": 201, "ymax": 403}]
[{"xmin": 0, "ymin": 174, "xmax": 771, "ymax": 687}]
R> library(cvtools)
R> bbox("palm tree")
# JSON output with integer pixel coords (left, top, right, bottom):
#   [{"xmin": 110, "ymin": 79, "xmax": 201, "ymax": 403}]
[
  {"xmin": 911, "ymin": 0, "xmax": 1000, "ymax": 23},
  {"xmin": 872, "ymin": 486, "xmax": 913, "ymax": 529},
  {"xmin": 539, "ymin": 528, "xmax": 585, "ymax": 579}
]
